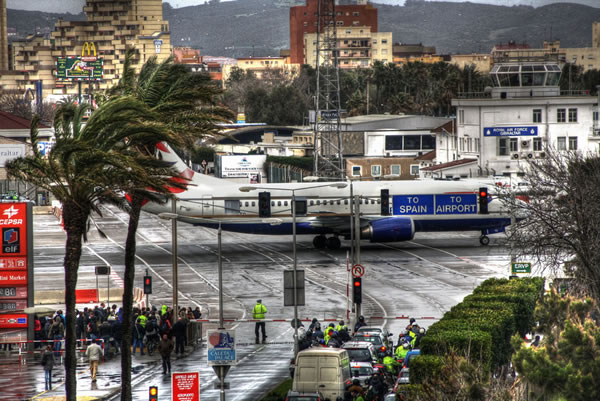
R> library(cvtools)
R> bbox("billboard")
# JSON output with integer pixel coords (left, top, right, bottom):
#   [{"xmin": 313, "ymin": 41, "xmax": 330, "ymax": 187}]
[
  {"xmin": 216, "ymin": 155, "xmax": 266, "ymax": 178},
  {"xmin": 56, "ymin": 56, "xmax": 104, "ymax": 81},
  {"xmin": 0, "ymin": 145, "xmax": 26, "ymax": 167}
]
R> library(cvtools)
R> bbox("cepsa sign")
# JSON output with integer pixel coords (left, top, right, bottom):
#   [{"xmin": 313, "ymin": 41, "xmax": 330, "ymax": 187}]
[{"xmin": 0, "ymin": 204, "xmax": 27, "ymax": 257}]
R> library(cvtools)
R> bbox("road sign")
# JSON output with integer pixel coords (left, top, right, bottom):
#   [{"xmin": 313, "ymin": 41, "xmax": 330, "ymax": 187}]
[
  {"xmin": 95, "ymin": 265, "xmax": 110, "ymax": 275},
  {"xmin": 352, "ymin": 264, "xmax": 364, "ymax": 278},
  {"xmin": 284, "ymin": 270, "xmax": 305, "ymax": 306},
  {"xmin": 207, "ymin": 329, "xmax": 236, "ymax": 365},
  {"xmin": 172, "ymin": 372, "xmax": 200, "ymax": 401},
  {"xmin": 483, "ymin": 126, "xmax": 538, "ymax": 137},
  {"xmin": 511, "ymin": 262, "xmax": 532, "ymax": 274}
]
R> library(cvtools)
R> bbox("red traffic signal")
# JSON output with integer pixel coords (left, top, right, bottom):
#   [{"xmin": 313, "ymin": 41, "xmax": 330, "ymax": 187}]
[
  {"xmin": 143, "ymin": 275, "xmax": 152, "ymax": 295},
  {"xmin": 479, "ymin": 187, "xmax": 489, "ymax": 214},
  {"xmin": 353, "ymin": 277, "xmax": 362, "ymax": 304}
]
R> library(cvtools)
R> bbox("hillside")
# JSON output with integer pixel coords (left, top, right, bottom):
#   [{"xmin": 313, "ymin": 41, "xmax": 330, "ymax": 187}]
[{"xmin": 7, "ymin": 0, "xmax": 600, "ymax": 58}]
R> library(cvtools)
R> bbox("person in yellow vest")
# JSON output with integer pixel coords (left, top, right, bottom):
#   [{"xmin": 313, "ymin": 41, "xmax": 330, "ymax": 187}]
[
  {"xmin": 253, "ymin": 299, "xmax": 267, "ymax": 344},
  {"xmin": 395, "ymin": 342, "xmax": 410, "ymax": 361}
]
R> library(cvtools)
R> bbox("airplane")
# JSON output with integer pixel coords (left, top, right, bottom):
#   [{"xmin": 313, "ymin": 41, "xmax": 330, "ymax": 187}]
[{"xmin": 142, "ymin": 143, "xmax": 515, "ymax": 248}]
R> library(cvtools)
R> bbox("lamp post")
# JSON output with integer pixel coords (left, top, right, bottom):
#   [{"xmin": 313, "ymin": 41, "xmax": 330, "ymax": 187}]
[
  {"xmin": 239, "ymin": 182, "xmax": 347, "ymax": 357},
  {"xmin": 171, "ymin": 197, "xmax": 178, "ymax": 323}
]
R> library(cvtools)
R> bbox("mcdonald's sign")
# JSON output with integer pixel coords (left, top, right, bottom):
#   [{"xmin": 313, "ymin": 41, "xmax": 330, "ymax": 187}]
[{"xmin": 56, "ymin": 43, "xmax": 104, "ymax": 82}]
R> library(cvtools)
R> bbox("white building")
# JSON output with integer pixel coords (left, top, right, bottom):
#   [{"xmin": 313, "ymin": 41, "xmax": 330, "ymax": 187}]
[{"xmin": 433, "ymin": 59, "xmax": 599, "ymax": 179}]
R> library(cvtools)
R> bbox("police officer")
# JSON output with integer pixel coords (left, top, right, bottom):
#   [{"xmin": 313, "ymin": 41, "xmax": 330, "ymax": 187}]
[
  {"xmin": 383, "ymin": 353, "xmax": 401, "ymax": 376},
  {"xmin": 253, "ymin": 299, "xmax": 267, "ymax": 344},
  {"xmin": 354, "ymin": 315, "xmax": 367, "ymax": 333},
  {"xmin": 395, "ymin": 342, "xmax": 410, "ymax": 361}
]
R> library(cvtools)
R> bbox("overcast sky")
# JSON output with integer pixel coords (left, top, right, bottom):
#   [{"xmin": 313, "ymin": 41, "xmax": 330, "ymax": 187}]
[{"xmin": 5, "ymin": 0, "xmax": 595, "ymax": 14}]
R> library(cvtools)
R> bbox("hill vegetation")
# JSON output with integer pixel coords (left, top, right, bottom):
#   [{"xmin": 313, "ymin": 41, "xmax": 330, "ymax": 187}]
[{"xmin": 6, "ymin": 0, "xmax": 600, "ymax": 58}]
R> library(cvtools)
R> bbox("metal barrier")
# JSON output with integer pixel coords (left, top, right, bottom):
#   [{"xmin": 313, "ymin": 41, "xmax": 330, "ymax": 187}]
[
  {"xmin": 0, "ymin": 339, "xmax": 105, "ymax": 363},
  {"xmin": 186, "ymin": 321, "xmax": 202, "ymax": 346}
]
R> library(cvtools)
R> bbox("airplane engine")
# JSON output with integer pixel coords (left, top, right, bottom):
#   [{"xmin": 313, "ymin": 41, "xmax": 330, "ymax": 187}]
[{"xmin": 361, "ymin": 216, "xmax": 415, "ymax": 242}]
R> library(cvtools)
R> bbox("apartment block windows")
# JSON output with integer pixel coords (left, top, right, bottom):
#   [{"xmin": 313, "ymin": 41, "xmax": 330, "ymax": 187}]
[
  {"xmin": 458, "ymin": 109, "xmax": 464, "ymax": 125},
  {"xmin": 569, "ymin": 137, "xmax": 578, "ymax": 150},
  {"xmin": 498, "ymin": 138, "xmax": 509, "ymax": 156},
  {"xmin": 533, "ymin": 137, "xmax": 543, "ymax": 151},
  {"xmin": 557, "ymin": 108, "xmax": 566, "ymax": 123},
  {"xmin": 568, "ymin": 108, "xmax": 578, "ymax": 122},
  {"xmin": 557, "ymin": 137, "xmax": 566, "ymax": 151},
  {"xmin": 594, "ymin": 111, "xmax": 599, "ymax": 121},
  {"xmin": 390, "ymin": 165, "xmax": 401, "ymax": 176},
  {"xmin": 533, "ymin": 109, "xmax": 542, "ymax": 123},
  {"xmin": 352, "ymin": 166, "xmax": 362, "ymax": 176},
  {"xmin": 371, "ymin": 165, "xmax": 381, "ymax": 177}
]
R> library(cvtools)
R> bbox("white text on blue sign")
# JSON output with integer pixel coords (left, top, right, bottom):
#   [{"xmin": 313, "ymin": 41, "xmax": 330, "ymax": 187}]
[
  {"xmin": 483, "ymin": 127, "xmax": 538, "ymax": 137},
  {"xmin": 392, "ymin": 194, "xmax": 478, "ymax": 215}
]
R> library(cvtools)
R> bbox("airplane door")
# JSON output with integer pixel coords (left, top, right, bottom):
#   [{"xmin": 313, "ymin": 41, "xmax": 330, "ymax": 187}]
[{"xmin": 224, "ymin": 200, "xmax": 240, "ymax": 215}]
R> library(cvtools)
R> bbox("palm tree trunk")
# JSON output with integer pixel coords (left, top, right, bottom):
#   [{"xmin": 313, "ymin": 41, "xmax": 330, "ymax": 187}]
[
  {"xmin": 62, "ymin": 201, "xmax": 89, "ymax": 401},
  {"xmin": 120, "ymin": 195, "xmax": 143, "ymax": 401}
]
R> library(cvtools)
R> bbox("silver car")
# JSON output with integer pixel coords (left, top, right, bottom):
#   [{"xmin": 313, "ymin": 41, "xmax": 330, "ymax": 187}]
[{"xmin": 350, "ymin": 361, "xmax": 374, "ymax": 387}]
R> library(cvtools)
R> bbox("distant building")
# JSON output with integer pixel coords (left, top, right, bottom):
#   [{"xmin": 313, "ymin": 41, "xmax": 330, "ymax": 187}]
[
  {"xmin": 289, "ymin": 0, "xmax": 378, "ymax": 65},
  {"xmin": 222, "ymin": 56, "xmax": 300, "ymax": 84},
  {"xmin": 450, "ymin": 53, "xmax": 492, "ymax": 74},
  {"xmin": 0, "ymin": 0, "xmax": 7, "ymax": 70},
  {"xmin": 1, "ymin": 0, "xmax": 171, "ymax": 98},
  {"xmin": 303, "ymin": 27, "xmax": 392, "ymax": 68}
]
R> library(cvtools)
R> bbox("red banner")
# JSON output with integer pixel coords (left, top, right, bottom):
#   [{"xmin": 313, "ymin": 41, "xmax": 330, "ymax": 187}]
[
  {"xmin": 0, "ymin": 257, "xmax": 27, "ymax": 270},
  {"xmin": 0, "ymin": 313, "xmax": 27, "ymax": 328},
  {"xmin": 0, "ymin": 286, "xmax": 27, "ymax": 300},
  {"xmin": 172, "ymin": 372, "xmax": 200, "ymax": 401},
  {"xmin": 0, "ymin": 270, "xmax": 27, "ymax": 286},
  {"xmin": 75, "ymin": 289, "xmax": 98, "ymax": 304},
  {"xmin": 0, "ymin": 203, "xmax": 28, "ymax": 257}
]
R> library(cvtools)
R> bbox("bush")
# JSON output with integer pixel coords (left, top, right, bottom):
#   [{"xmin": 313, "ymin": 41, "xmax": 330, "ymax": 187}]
[
  {"xmin": 420, "ymin": 329, "xmax": 492, "ymax": 371},
  {"xmin": 463, "ymin": 293, "xmax": 538, "ymax": 337},
  {"xmin": 410, "ymin": 355, "xmax": 444, "ymax": 384}
]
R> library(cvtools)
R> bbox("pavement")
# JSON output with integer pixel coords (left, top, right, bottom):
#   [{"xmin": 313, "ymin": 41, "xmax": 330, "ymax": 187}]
[{"xmin": 26, "ymin": 341, "xmax": 201, "ymax": 401}]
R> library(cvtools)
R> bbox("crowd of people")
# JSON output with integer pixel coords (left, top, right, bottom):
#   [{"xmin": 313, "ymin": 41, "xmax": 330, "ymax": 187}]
[{"xmin": 293, "ymin": 316, "xmax": 427, "ymax": 401}]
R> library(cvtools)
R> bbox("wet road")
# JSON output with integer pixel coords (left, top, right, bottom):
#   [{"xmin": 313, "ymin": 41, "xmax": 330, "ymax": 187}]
[{"xmin": 1, "ymin": 207, "xmax": 511, "ymax": 400}]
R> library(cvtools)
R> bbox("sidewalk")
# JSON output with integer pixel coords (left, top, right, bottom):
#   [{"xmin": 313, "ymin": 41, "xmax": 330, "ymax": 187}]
[{"xmin": 29, "ymin": 344, "xmax": 199, "ymax": 400}]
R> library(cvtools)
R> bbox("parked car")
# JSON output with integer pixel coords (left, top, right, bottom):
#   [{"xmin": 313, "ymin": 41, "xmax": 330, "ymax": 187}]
[
  {"xmin": 352, "ymin": 333, "xmax": 390, "ymax": 358},
  {"xmin": 356, "ymin": 326, "xmax": 393, "ymax": 348},
  {"xmin": 285, "ymin": 390, "xmax": 325, "ymax": 401},
  {"xmin": 350, "ymin": 361, "xmax": 375, "ymax": 387}
]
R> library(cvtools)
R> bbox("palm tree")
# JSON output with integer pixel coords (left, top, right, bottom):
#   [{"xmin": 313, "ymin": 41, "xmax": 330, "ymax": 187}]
[
  {"xmin": 6, "ymin": 98, "xmax": 177, "ymax": 401},
  {"xmin": 106, "ymin": 48, "xmax": 233, "ymax": 401}
]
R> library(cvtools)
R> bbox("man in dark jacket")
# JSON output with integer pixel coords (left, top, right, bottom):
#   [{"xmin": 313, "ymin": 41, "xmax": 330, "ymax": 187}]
[
  {"xmin": 172, "ymin": 316, "xmax": 187, "ymax": 355},
  {"xmin": 158, "ymin": 334, "xmax": 174, "ymax": 375}
]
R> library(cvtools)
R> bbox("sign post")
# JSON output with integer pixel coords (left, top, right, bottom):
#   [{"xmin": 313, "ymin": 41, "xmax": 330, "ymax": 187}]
[
  {"xmin": 208, "ymin": 329, "xmax": 236, "ymax": 401},
  {"xmin": 172, "ymin": 371, "xmax": 200, "ymax": 401}
]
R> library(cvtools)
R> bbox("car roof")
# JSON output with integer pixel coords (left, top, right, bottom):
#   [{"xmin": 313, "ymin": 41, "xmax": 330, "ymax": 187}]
[
  {"xmin": 358, "ymin": 326, "xmax": 384, "ymax": 332},
  {"xmin": 343, "ymin": 341, "xmax": 375, "ymax": 349}
]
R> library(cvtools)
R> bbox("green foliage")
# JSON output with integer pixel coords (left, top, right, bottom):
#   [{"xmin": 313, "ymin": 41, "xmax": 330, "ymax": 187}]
[
  {"xmin": 463, "ymin": 293, "xmax": 537, "ymax": 337},
  {"xmin": 420, "ymin": 329, "xmax": 493, "ymax": 370},
  {"xmin": 410, "ymin": 355, "xmax": 445, "ymax": 384},
  {"xmin": 267, "ymin": 156, "xmax": 313, "ymax": 172},
  {"xmin": 191, "ymin": 146, "xmax": 215, "ymax": 163}
]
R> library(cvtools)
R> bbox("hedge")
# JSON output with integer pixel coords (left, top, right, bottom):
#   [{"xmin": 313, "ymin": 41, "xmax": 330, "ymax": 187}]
[
  {"xmin": 420, "ymin": 329, "xmax": 492, "ymax": 371},
  {"xmin": 409, "ymin": 355, "xmax": 444, "ymax": 385}
]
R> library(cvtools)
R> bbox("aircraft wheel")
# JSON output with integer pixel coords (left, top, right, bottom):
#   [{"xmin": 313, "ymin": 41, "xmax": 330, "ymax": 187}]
[
  {"xmin": 313, "ymin": 235, "xmax": 327, "ymax": 249},
  {"xmin": 479, "ymin": 235, "xmax": 490, "ymax": 246},
  {"xmin": 326, "ymin": 236, "xmax": 341, "ymax": 250}
]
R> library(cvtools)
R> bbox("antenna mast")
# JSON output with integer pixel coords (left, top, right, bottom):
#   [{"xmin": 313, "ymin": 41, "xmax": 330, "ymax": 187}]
[{"xmin": 313, "ymin": 0, "xmax": 345, "ymax": 180}]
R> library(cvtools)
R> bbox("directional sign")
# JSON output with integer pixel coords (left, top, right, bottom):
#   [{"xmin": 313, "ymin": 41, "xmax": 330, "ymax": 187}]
[
  {"xmin": 207, "ymin": 329, "xmax": 236, "ymax": 366},
  {"xmin": 435, "ymin": 194, "xmax": 478, "ymax": 215},
  {"xmin": 393, "ymin": 195, "xmax": 434, "ymax": 215},
  {"xmin": 511, "ymin": 262, "xmax": 532, "ymax": 274},
  {"xmin": 352, "ymin": 264, "xmax": 364, "ymax": 278},
  {"xmin": 392, "ymin": 194, "xmax": 478, "ymax": 216},
  {"xmin": 483, "ymin": 127, "xmax": 538, "ymax": 137}
]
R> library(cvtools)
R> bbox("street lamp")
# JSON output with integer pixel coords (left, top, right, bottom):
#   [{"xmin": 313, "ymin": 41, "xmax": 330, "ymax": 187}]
[{"xmin": 239, "ymin": 182, "xmax": 347, "ymax": 357}]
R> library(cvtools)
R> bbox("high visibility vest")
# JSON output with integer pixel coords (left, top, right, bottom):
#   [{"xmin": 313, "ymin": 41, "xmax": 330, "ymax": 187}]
[
  {"xmin": 253, "ymin": 303, "xmax": 267, "ymax": 319},
  {"xmin": 335, "ymin": 324, "xmax": 347, "ymax": 332},
  {"xmin": 395, "ymin": 346, "xmax": 409, "ymax": 360},
  {"xmin": 137, "ymin": 314, "xmax": 147, "ymax": 328},
  {"xmin": 383, "ymin": 355, "xmax": 398, "ymax": 373}
]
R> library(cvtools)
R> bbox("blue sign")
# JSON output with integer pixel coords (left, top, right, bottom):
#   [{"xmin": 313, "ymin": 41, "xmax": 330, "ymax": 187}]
[
  {"xmin": 483, "ymin": 127, "xmax": 538, "ymax": 137},
  {"xmin": 392, "ymin": 195, "xmax": 434, "ymax": 215},
  {"xmin": 435, "ymin": 194, "xmax": 477, "ymax": 215},
  {"xmin": 392, "ymin": 194, "xmax": 478, "ymax": 216},
  {"xmin": 207, "ymin": 329, "xmax": 236, "ymax": 365},
  {"xmin": 37, "ymin": 141, "xmax": 55, "ymax": 156},
  {"xmin": 17, "ymin": 318, "xmax": 26, "ymax": 324}
]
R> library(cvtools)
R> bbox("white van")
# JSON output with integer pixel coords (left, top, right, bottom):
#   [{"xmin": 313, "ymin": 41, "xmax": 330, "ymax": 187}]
[{"xmin": 292, "ymin": 348, "xmax": 352, "ymax": 401}]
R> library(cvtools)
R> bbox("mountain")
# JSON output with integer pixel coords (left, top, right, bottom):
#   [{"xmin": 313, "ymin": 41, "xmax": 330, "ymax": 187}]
[{"xmin": 7, "ymin": 0, "xmax": 600, "ymax": 58}]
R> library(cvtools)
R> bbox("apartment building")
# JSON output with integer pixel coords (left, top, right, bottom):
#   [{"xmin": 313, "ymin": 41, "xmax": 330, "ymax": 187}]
[
  {"xmin": 304, "ymin": 27, "xmax": 392, "ymax": 68},
  {"xmin": 1, "ymin": 0, "xmax": 171, "ymax": 97},
  {"xmin": 289, "ymin": 0, "xmax": 378, "ymax": 65},
  {"xmin": 222, "ymin": 56, "xmax": 301, "ymax": 84}
]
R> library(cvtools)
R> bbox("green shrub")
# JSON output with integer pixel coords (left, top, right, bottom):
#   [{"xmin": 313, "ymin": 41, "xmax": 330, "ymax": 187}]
[
  {"xmin": 420, "ymin": 329, "xmax": 492, "ymax": 371},
  {"xmin": 463, "ymin": 293, "xmax": 538, "ymax": 336},
  {"xmin": 409, "ymin": 355, "xmax": 444, "ymax": 384}
]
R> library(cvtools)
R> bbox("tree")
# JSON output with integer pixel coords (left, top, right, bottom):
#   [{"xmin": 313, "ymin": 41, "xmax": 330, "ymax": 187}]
[
  {"xmin": 503, "ymin": 149, "xmax": 600, "ymax": 301},
  {"xmin": 512, "ymin": 291, "xmax": 600, "ymax": 401},
  {"xmin": 106, "ymin": 48, "xmax": 232, "ymax": 401},
  {"xmin": 6, "ymin": 98, "xmax": 174, "ymax": 401}
]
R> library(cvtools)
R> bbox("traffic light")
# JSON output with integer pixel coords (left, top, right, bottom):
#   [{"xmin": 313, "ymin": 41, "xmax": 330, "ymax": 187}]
[
  {"xmin": 149, "ymin": 386, "xmax": 158, "ymax": 401},
  {"xmin": 258, "ymin": 191, "xmax": 271, "ymax": 217},
  {"xmin": 353, "ymin": 277, "xmax": 362, "ymax": 304},
  {"xmin": 479, "ymin": 187, "xmax": 489, "ymax": 214},
  {"xmin": 380, "ymin": 189, "xmax": 390, "ymax": 216},
  {"xmin": 143, "ymin": 275, "xmax": 152, "ymax": 295}
]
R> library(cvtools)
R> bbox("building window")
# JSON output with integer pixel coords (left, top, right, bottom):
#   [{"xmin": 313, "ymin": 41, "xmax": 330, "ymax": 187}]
[
  {"xmin": 533, "ymin": 137, "xmax": 543, "ymax": 151},
  {"xmin": 352, "ymin": 166, "xmax": 362, "ymax": 176},
  {"xmin": 569, "ymin": 137, "xmax": 578, "ymax": 150},
  {"xmin": 353, "ymin": 11, "xmax": 360, "ymax": 16},
  {"xmin": 382, "ymin": 39, "xmax": 388, "ymax": 44},
  {"xmin": 593, "ymin": 111, "xmax": 599, "ymax": 121},
  {"xmin": 336, "ymin": 21, "xmax": 343, "ymax": 26},
  {"xmin": 498, "ymin": 138, "xmax": 509, "ymax": 156},
  {"xmin": 510, "ymin": 138, "xmax": 518, "ymax": 152},
  {"xmin": 391, "ymin": 165, "xmax": 401, "ymax": 176},
  {"xmin": 372, "ymin": 39, "xmax": 377, "ymax": 44},
  {"xmin": 346, "ymin": 29, "xmax": 352, "ymax": 34},
  {"xmin": 557, "ymin": 108, "xmax": 566, "ymax": 123},
  {"xmin": 410, "ymin": 165, "xmax": 420, "ymax": 176},
  {"xmin": 568, "ymin": 108, "xmax": 578, "ymax": 122},
  {"xmin": 458, "ymin": 109, "xmax": 464, "ymax": 125},
  {"xmin": 533, "ymin": 109, "xmax": 542, "ymax": 123},
  {"xmin": 353, "ymin": 21, "xmax": 359, "ymax": 26},
  {"xmin": 382, "ymin": 49, "xmax": 388, "ymax": 55},
  {"xmin": 371, "ymin": 165, "xmax": 381, "ymax": 177},
  {"xmin": 303, "ymin": 22, "xmax": 308, "ymax": 27},
  {"xmin": 557, "ymin": 136, "xmax": 566, "ymax": 151}
]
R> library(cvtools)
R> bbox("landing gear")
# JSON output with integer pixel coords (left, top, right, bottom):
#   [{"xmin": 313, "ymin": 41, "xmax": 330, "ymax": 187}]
[
  {"xmin": 312, "ymin": 235, "xmax": 341, "ymax": 250},
  {"xmin": 479, "ymin": 235, "xmax": 490, "ymax": 246},
  {"xmin": 313, "ymin": 235, "xmax": 327, "ymax": 249},
  {"xmin": 326, "ymin": 236, "xmax": 341, "ymax": 250}
]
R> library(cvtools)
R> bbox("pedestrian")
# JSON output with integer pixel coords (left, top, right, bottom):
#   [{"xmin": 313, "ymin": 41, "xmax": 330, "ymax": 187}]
[
  {"xmin": 193, "ymin": 306, "xmax": 202, "ymax": 319},
  {"xmin": 49, "ymin": 316, "xmax": 64, "ymax": 357},
  {"xmin": 253, "ymin": 299, "xmax": 267, "ymax": 344},
  {"xmin": 172, "ymin": 316, "xmax": 187, "ymax": 355},
  {"xmin": 85, "ymin": 339, "xmax": 103, "ymax": 382},
  {"xmin": 41, "ymin": 345, "xmax": 55, "ymax": 390},
  {"xmin": 99, "ymin": 319, "xmax": 113, "ymax": 357},
  {"xmin": 34, "ymin": 315, "xmax": 42, "ymax": 348},
  {"xmin": 354, "ymin": 315, "xmax": 367, "ymax": 333},
  {"xmin": 132, "ymin": 314, "xmax": 145, "ymax": 355},
  {"xmin": 158, "ymin": 334, "xmax": 174, "ymax": 375}
]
